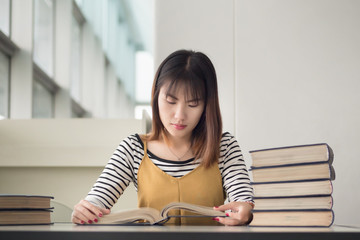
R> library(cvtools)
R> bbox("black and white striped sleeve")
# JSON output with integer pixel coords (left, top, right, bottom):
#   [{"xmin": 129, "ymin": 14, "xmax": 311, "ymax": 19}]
[
  {"xmin": 85, "ymin": 135, "xmax": 137, "ymax": 209},
  {"xmin": 219, "ymin": 132, "xmax": 254, "ymax": 203}
]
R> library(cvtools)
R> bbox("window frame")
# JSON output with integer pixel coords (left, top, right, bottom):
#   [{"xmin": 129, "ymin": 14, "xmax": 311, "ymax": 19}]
[
  {"xmin": 70, "ymin": 0, "xmax": 87, "ymax": 118},
  {"xmin": 0, "ymin": 25, "xmax": 19, "ymax": 119},
  {"xmin": 0, "ymin": 31, "xmax": 19, "ymax": 56},
  {"xmin": 32, "ymin": 62, "xmax": 60, "ymax": 118}
]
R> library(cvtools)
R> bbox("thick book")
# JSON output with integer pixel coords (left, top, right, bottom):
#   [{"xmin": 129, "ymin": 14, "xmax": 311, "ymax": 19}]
[
  {"xmin": 0, "ymin": 209, "xmax": 52, "ymax": 225},
  {"xmin": 251, "ymin": 179, "xmax": 333, "ymax": 198},
  {"xmin": 253, "ymin": 195, "xmax": 333, "ymax": 210},
  {"xmin": 250, "ymin": 209, "xmax": 334, "ymax": 227},
  {"xmin": 250, "ymin": 162, "xmax": 335, "ymax": 183},
  {"xmin": 249, "ymin": 143, "xmax": 333, "ymax": 168},
  {"xmin": 96, "ymin": 202, "xmax": 227, "ymax": 225},
  {"xmin": 0, "ymin": 195, "xmax": 53, "ymax": 209}
]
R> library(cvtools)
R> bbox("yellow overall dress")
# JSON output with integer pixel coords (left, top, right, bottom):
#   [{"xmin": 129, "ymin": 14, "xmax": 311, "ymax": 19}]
[{"xmin": 137, "ymin": 140, "xmax": 226, "ymax": 225}]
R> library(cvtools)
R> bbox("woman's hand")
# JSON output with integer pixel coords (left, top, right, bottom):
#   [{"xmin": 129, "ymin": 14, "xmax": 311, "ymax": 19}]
[
  {"xmin": 213, "ymin": 201, "xmax": 253, "ymax": 226},
  {"xmin": 71, "ymin": 199, "xmax": 111, "ymax": 224}
]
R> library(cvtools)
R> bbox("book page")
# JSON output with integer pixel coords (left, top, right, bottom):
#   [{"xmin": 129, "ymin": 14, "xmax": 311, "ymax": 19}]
[{"xmin": 160, "ymin": 202, "xmax": 227, "ymax": 218}]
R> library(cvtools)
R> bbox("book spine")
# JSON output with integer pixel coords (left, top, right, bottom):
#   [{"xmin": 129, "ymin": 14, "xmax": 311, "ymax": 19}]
[
  {"xmin": 326, "ymin": 144, "xmax": 334, "ymax": 165},
  {"xmin": 329, "ymin": 165, "xmax": 336, "ymax": 180}
]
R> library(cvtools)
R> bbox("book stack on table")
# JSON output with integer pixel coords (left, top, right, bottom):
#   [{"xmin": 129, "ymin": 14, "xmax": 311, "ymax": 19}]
[
  {"xmin": 0, "ymin": 195, "xmax": 53, "ymax": 225},
  {"xmin": 248, "ymin": 143, "xmax": 335, "ymax": 227}
]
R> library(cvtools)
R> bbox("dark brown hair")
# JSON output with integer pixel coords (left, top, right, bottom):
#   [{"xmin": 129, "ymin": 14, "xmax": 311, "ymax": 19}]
[{"xmin": 147, "ymin": 49, "xmax": 222, "ymax": 168}]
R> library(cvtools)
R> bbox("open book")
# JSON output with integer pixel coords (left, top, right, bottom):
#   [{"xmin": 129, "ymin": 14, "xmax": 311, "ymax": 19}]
[{"xmin": 96, "ymin": 202, "xmax": 227, "ymax": 225}]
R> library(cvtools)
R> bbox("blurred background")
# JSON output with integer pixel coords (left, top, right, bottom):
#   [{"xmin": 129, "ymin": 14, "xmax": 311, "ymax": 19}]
[
  {"xmin": 0, "ymin": 0, "xmax": 154, "ymax": 120},
  {"xmin": 1, "ymin": 0, "xmax": 360, "ymax": 226}
]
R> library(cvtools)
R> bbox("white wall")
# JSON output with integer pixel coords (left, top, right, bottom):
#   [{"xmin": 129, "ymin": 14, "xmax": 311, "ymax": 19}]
[
  {"xmin": 235, "ymin": 0, "xmax": 360, "ymax": 226},
  {"xmin": 155, "ymin": 0, "xmax": 360, "ymax": 225},
  {"xmin": 154, "ymin": 0, "xmax": 236, "ymax": 133}
]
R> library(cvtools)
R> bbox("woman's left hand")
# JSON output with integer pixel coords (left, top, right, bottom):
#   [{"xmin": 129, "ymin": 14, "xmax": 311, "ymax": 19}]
[{"xmin": 213, "ymin": 201, "xmax": 253, "ymax": 226}]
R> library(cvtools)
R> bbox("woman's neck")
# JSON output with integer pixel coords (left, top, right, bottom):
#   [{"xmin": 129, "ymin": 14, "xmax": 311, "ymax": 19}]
[{"xmin": 164, "ymin": 133, "xmax": 191, "ymax": 149}]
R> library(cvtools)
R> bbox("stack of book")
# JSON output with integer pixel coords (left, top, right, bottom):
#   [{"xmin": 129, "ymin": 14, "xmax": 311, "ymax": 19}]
[
  {"xmin": 248, "ymin": 143, "xmax": 335, "ymax": 227},
  {"xmin": 0, "ymin": 195, "xmax": 53, "ymax": 225}
]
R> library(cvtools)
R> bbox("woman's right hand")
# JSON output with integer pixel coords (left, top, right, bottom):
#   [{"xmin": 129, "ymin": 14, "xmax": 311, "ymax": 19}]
[{"xmin": 71, "ymin": 199, "xmax": 111, "ymax": 224}]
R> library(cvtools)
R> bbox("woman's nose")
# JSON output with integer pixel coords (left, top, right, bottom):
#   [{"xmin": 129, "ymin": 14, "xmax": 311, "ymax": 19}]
[{"xmin": 174, "ymin": 104, "xmax": 186, "ymax": 120}]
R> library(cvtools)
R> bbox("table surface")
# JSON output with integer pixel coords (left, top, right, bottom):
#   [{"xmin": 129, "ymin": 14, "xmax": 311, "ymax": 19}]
[{"xmin": 1, "ymin": 223, "xmax": 359, "ymax": 240}]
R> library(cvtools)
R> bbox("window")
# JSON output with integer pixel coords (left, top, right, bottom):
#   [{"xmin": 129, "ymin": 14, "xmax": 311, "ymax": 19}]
[
  {"xmin": 33, "ymin": 0, "xmax": 54, "ymax": 77},
  {"xmin": 32, "ymin": 64, "xmax": 59, "ymax": 118},
  {"xmin": 135, "ymin": 51, "xmax": 153, "ymax": 119},
  {"xmin": 71, "ymin": 1, "xmax": 85, "ymax": 104},
  {"xmin": 0, "ymin": 50, "xmax": 9, "ymax": 119},
  {"xmin": 0, "ymin": 0, "xmax": 10, "ymax": 36},
  {"xmin": 33, "ymin": 0, "xmax": 57, "ymax": 118},
  {"xmin": 135, "ymin": 51, "xmax": 153, "ymax": 103},
  {"xmin": 32, "ymin": 80, "xmax": 53, "ymax": 118}
]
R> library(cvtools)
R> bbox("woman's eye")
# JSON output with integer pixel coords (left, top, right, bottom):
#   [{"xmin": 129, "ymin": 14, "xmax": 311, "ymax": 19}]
[{"xmin": 188, "ymin": 102, "xmax": 198, "ymax": 107}]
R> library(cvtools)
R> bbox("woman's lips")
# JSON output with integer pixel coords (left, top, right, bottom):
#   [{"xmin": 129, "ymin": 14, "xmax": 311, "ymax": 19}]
[{"xmin": 172, "ymin": 123, "xmax": 186, "ymax": 130}]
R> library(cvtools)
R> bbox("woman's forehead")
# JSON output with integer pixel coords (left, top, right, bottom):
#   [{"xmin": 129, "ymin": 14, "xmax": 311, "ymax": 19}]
[
  {"xmin": 159, "ymin": 76, "xmax": 205, "ymax": 100},
  {"xmin": 160, "ymin": 82, "xmax": 186, "ymax": 96},
  {"xmin": 162, "ymin": 81, "xmax": 196, "ymax": 96}
]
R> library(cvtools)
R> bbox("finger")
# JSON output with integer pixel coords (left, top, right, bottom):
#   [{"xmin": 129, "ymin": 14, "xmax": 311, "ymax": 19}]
[
  {"xmin": 99, "ymin": 207, "xmax": 111, "ymax": 216},
  {"xmin": 81, "ymin": 200, "xmax": 104, "ymax": 217},
  {"xmin": 71, "ymin": 207, "xmax": 89, "ymax": 224},
  {"xmin": 73, "ymin": 206, "xmax": 95, "ymax": 224},
  {"xmin": 215, "ymin": 216, "xmax": 241, "ymax": 226},
  {"xmin": 72, "ymin": 215, "xmax": 86, "ymax": 225},
  {"xmin": 73, "ymin": 200, "xmax": 99, "ymax": 224},
  {"xmin": 213, "ymin": 202, "xmax": 236, "ymax": 212},
  {"xmin": 226, "ymin": 211, "xmax": 251, "ymax": 225},
  {"xmin": 79, "ymin": 210, "xmax": 98, "ymax": 224}
]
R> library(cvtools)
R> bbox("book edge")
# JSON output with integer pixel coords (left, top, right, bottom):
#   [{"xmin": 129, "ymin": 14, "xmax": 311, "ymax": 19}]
[
  {"xmin": 249, "ymin": 161, "xmax": 332, "ymax": 170},
  {"xmin": 249, "ymin": 143, "xmax": 329, "ymax": 153},
  {"xmin": 0, "ymin": 194, "xmax": 54, "ymax": 199},
  {"xmin": 253, "ymin": 194, "xmax": 332, "ymax": 199}
]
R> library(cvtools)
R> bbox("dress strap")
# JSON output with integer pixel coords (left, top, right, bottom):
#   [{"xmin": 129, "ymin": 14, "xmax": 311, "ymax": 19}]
[{"xmin": 143, "ymin": 139, "xmax": 147, "ymax": 155}]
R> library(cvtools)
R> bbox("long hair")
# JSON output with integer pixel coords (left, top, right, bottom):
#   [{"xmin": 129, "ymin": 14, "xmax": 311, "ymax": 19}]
[{"xmin": 147, "ymin": 49, "xmax": 222, "ymax": 168}]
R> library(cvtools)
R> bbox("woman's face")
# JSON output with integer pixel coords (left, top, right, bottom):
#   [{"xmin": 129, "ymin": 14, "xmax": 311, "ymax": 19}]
[{"xmin": 158, "ymin": 82, "xmax": 204, "ymax": 141}]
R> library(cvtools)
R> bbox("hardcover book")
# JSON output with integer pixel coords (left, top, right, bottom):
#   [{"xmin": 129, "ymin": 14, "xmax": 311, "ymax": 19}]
[
  {"xmin": 250, "ymin": 162, "xmax": 335, "ymax": 183},
  {"xmin": 251, "ymin": 179, "xmax": 333, "ymax": 198},
  {"xmin": 250, "ymin": 209, "xmax": 334, "ymax": 227},
  {"xmin": 0, "ymin": 209, "xmax": 52, "ymax": 225},
  {"xmin": 0, "ymin": 195, "xmax": 53, "ymax": 209},
  {"xmin": 249, "ymin": 143, "xmax": 333, "ymax": 168},
  {"xmin": 253, "ymin": 195, "xmax": 333, "ymax": 210}
]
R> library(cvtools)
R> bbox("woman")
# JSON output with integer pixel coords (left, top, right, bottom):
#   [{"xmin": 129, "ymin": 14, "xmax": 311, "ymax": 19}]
[{"xmin": 72, "ymin": 49, "xmax": 254, "ymax": 226}]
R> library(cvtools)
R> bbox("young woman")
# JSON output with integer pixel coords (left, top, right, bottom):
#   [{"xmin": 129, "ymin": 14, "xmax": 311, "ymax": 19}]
[{"xmin": 71, "ymin": 50, "xmax": 254, "ymax": 226}]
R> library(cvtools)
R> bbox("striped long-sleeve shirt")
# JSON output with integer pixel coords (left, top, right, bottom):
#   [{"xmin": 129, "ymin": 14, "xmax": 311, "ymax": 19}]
[{"xmin": 85, "ymin": 132, "xmax": 253, "ymax": 209}]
